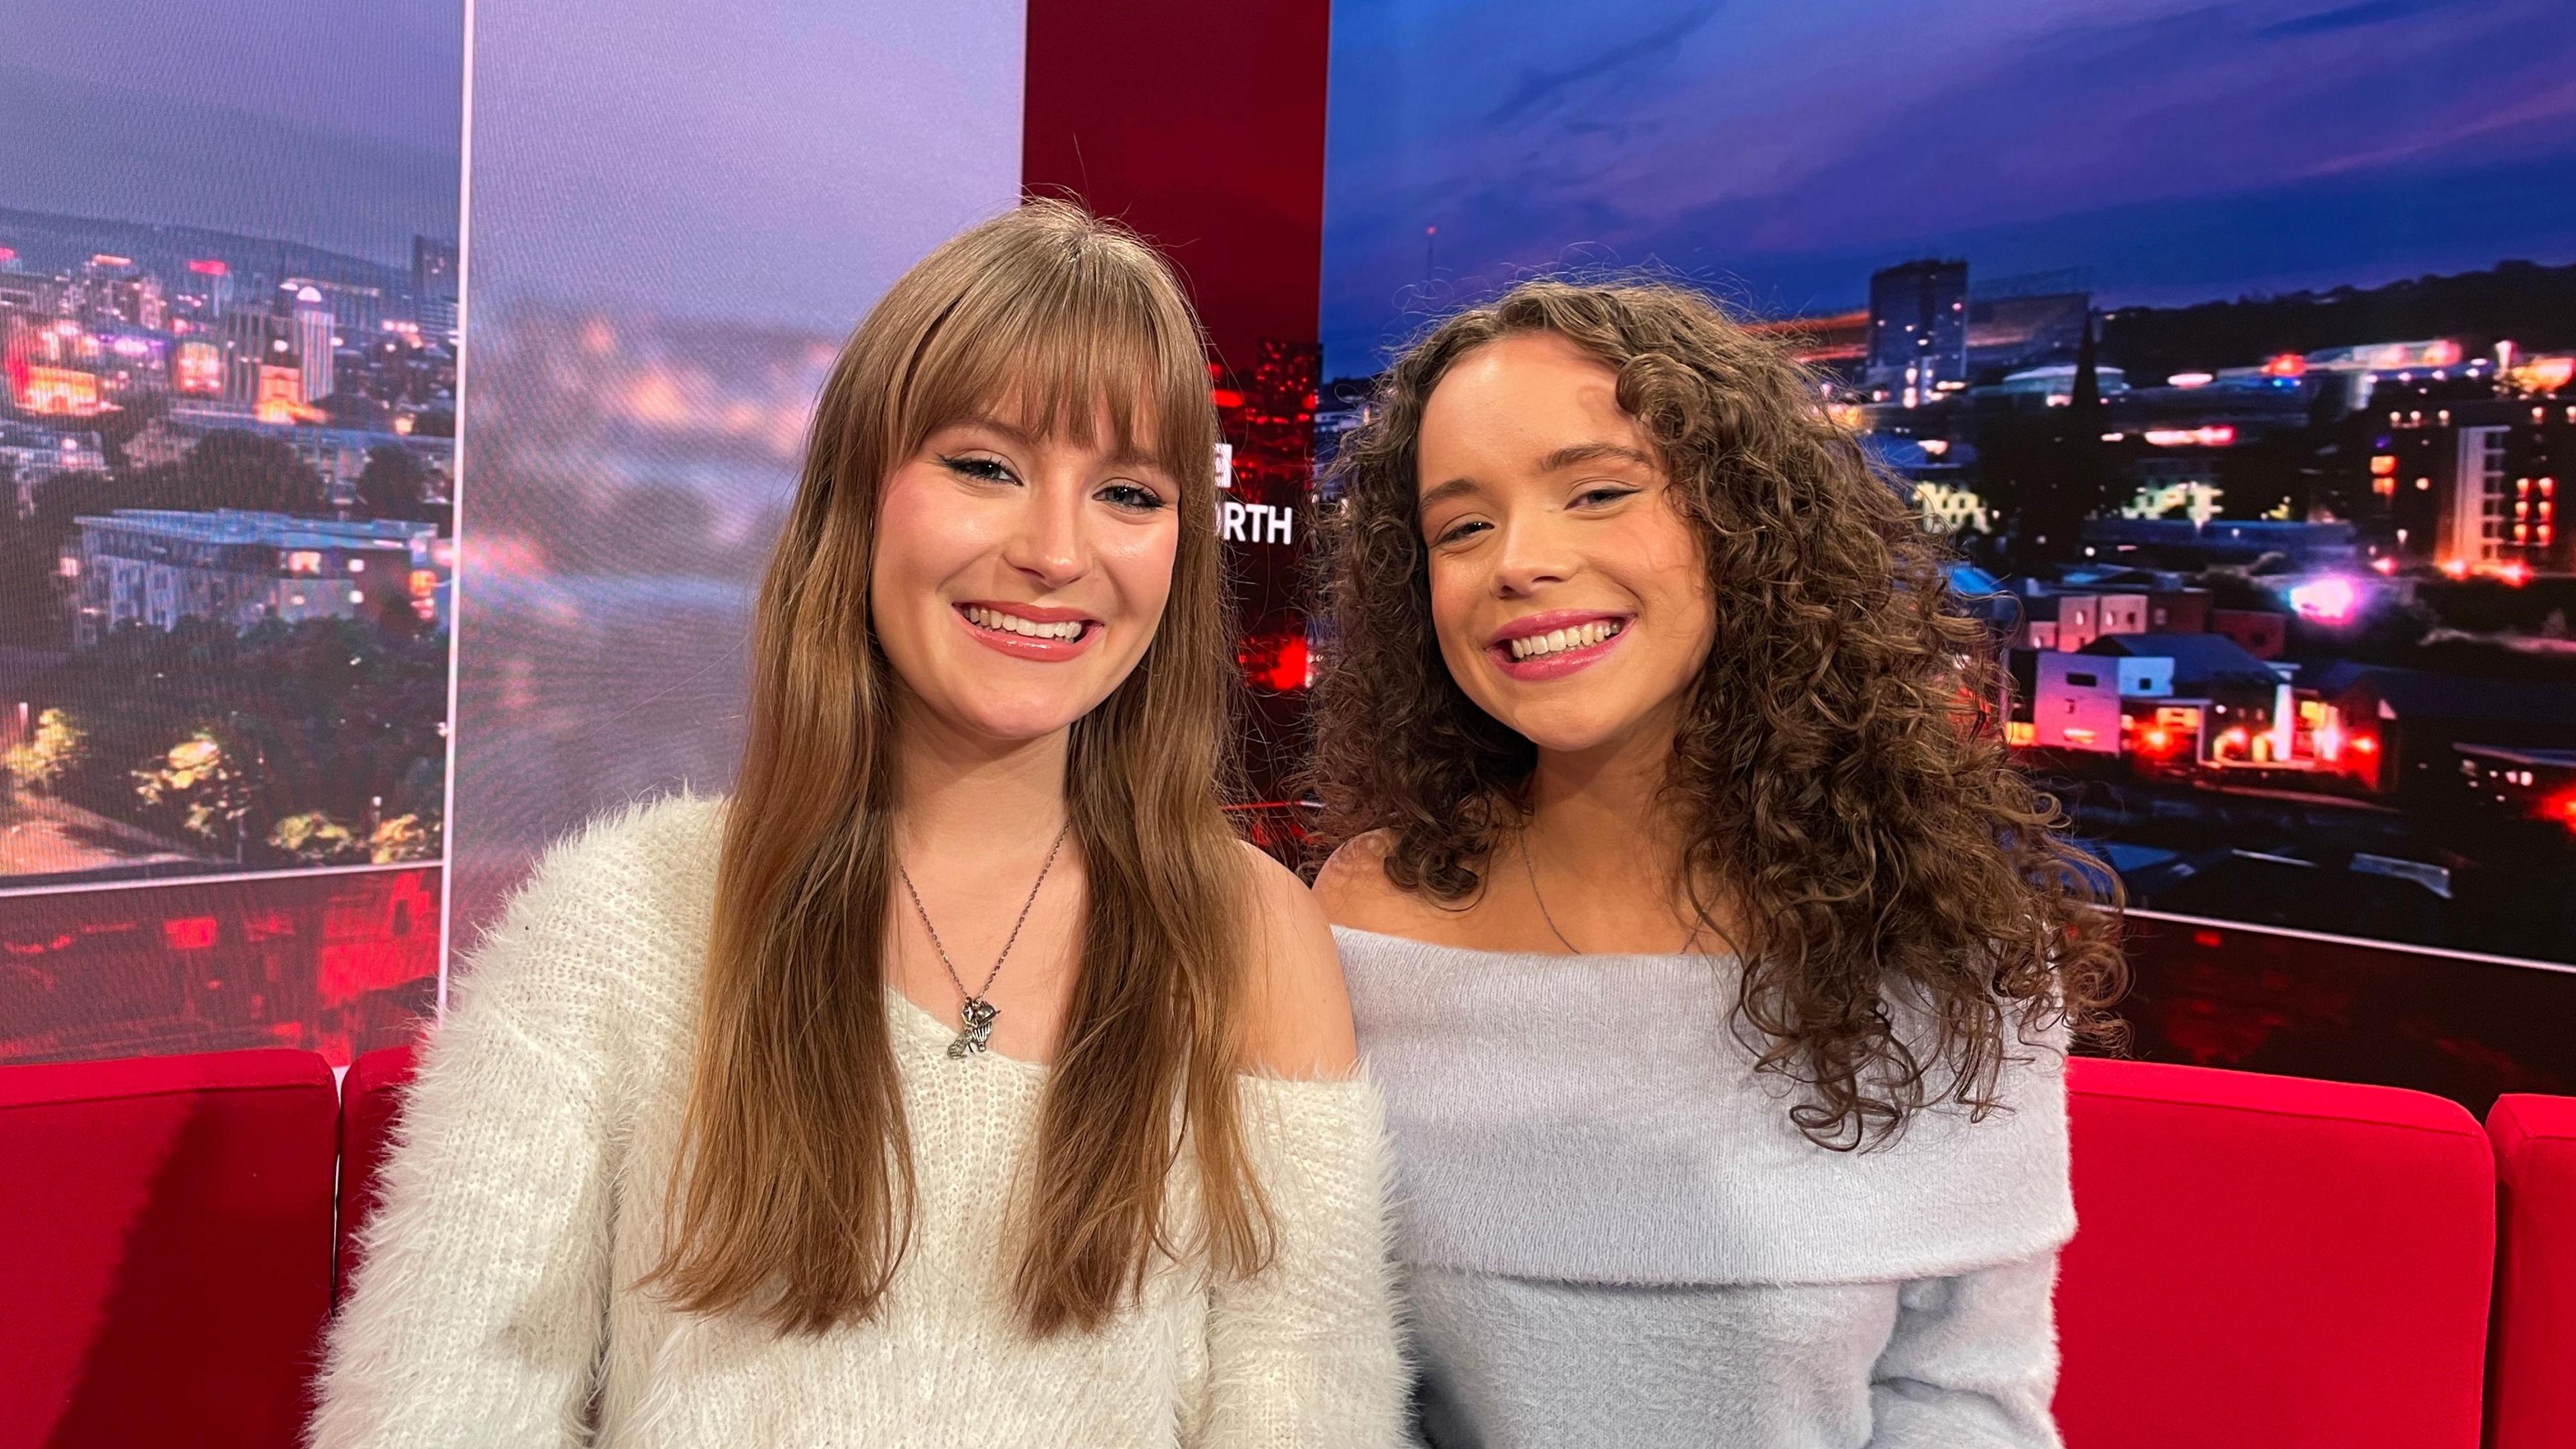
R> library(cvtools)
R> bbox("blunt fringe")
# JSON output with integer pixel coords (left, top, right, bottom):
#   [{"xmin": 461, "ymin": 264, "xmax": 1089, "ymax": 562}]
[{"xmin": 645, "ymin": 199, "xmax": 1273, "ymax": 1335}]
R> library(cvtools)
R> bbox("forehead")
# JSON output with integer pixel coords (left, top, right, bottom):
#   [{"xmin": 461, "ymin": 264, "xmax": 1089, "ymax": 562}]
[
  {"xmin": 956, "ymin": 380, "xmax": 1171, "ymax": 472},
  {"xmin": 1419, "ymin": 333, "xmax": 1642, "ymax": 464},
  {"xmin": 1417, "ymin": 331, "xmax": 1650, "ymax": 484}
]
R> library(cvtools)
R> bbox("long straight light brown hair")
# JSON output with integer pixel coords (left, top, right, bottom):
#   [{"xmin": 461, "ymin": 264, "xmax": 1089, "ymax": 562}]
[{"xmin": 645, "ymin": 200, "xmax": 1271, "ymax": 1336}]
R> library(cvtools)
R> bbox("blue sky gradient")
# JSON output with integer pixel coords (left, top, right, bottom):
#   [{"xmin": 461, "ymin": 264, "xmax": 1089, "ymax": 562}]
[{"xmin": 1321, "ymin": 0, "xmax": 2576, "ymax": 377}]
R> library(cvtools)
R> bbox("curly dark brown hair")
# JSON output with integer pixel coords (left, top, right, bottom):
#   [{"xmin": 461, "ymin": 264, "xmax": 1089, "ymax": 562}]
[{"xmin": 1309, "ymin": 279, "xmax": 2127, "ymax": 1149}]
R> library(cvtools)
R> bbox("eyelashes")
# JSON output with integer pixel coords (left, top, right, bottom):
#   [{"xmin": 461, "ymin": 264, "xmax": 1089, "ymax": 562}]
[
  {"xmin": 937, "ymin": 454, "xmax": 1168, "ymax": 513},
  {"xmin": 1427, "ymin": 484, "xmax": 1642, "ymax": 546},
  {"xmin": 1097, "ymin": 483, "xmax": 1169, "ymax": 513},
  {"xmin": 938, "ymin": 453, "xmax": 1016, "ymax": 483}
]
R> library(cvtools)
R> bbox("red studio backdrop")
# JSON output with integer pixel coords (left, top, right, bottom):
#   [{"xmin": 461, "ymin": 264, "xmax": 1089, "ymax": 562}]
[{"xmin": 1026, "ymin": 0, "xmax": 1336, "ymax": 818}]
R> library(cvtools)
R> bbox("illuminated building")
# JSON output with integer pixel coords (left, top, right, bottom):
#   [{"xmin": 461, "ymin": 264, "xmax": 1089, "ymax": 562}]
[
  {"xmin": 175, "ymin": 339, "xmax": 223, "ymax": 394},
  {"xmin": 2021, "ymin": 591, "xmax": 2149, "ymax": 653},
  {"xmin": 418, "ymin": 294, "xmax": 460, "ymax": 347},
  {"xmin": 2208, "ymin": 608, "xmax": 2287, "ymax": 661},
  {"xmin": 292, "ymin": 285, "xmax": 335, "ymax": 405},
  {"xmin": 2031, "ymin": 652, "xmax": 2124, "ymax": 753},
  {"xmin": 0, "ymin": 270, "xmax": 59, "ymax": 311},
  {"xmin": 72, "ymin": 509, "xmax": 451, "ymax": 647},
  {"xmin": 2145, "ymin": 588, "xmax": 2211, "ymax": 633},
  {"xmin": 2455, "ymin": 745, "xmax": 2576, "ymax": 832},
  {"xmin": 0, "ymin": 419, "xmax": 107, "ymax": 515},
  {"xmin": 279, "ymin": 276, "xmax": 384, "ymax": 340},
  {"xmin": 2119, "ymin": 453, "xmax": 2222, "ymax": 524},
  {"xmin": 1866, "ymin": 259, "xmax": 1968, "ymax": 405},
  {"xmin": 1914, "ymin": 480, "xmax": 1989, "ymax": 535},
  {"xmin": 211, "ymin": 309, "xmax": 290, "ymax": 406},
  {"xmin": 2318, "ymin": 663, "xmax": 2576, "ymax": 801},
  {"xmin": 2347, "ymin": 389, "xmax": 2569, "ymax": 574},
  {"xmin": 180, "ymin": 258, "xmax": 236, "ymax": 319},
  {"xmin": 18, "ymin": 364, "xmax": 100, "ymax": 415},
  {"xmin": 411, "ymin": 237, "xmax": 459, "ymax": 303},
  {"xmin": 76, "ymin": 254, "xmax": 165, "ymax": 330},
  {"xmin": 2084, "ymin": 633, "xmax": 2290, "ymax": 767}
]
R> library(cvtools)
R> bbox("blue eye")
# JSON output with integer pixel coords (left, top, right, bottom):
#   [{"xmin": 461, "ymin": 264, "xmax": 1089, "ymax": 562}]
[
  {"xmin": 1576, "ymin": 485, "xmax": 1640, "ymax": 507},
  {"xmin": 1099, "ymin": 482, "xmax": 1168, "ymax": 512},
  {"xmin": 939, "ymin": 454, "xmax": 1016, "ymax": 484}
]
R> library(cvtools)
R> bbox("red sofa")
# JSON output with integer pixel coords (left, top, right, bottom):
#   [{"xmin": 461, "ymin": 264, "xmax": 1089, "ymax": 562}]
[
  {"xmin": 2054, "ymin": 1057, "xmax": 2497, "ymax": 1449},
  {"xmin": 334, "ymin": 1042, "xmax": 420, "ymax": 1306},
  {"xmin": 2487, "ymin": 1093, "xmax": 2576, "ymax": 1449},
  {"xmin": 1, "ymin": 1045, "xmax": 2567, "ymax": 1449},
  {"xmin": 0, "ymin": 1049, "xmax": 337, "ymax": 1449}
]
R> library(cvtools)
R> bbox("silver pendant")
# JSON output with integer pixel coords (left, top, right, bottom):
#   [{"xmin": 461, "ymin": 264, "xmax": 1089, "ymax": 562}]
[{"xmin": 947, "ymin": 997, "xmax": 998, "ymax": 1058}]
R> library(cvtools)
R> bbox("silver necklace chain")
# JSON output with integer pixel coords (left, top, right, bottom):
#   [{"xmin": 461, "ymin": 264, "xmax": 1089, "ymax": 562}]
[
  {"xmin": 1520, "ymin": 828, "xmax": 1709, "ymax": 957},
  {"xmin": 898, "ymin": 819, "xmax": 1069, "ymax": 1059}
]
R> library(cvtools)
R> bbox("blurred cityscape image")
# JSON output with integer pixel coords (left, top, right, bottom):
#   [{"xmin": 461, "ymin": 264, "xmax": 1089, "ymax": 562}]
[
  {"xmin": 1321, "ymin": 0, "xmax": 2576, "ymax": 969},
  {"xmin": 0, "ymin": 1, "xmax": 462, "ymax": 1063}
]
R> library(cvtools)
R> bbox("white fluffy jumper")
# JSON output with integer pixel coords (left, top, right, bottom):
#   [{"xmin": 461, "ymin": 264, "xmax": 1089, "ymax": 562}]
[
  {"xmin": 309, "ymin": 796, "xmax": 1407, "ymax": 1449},
  {"xmin": 1338, "ymin": 926, "xmax": 2074, "ymax": 1449}
]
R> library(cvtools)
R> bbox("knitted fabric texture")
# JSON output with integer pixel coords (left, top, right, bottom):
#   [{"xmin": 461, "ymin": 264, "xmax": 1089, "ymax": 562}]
[
  {"xmin": 1338, "ymin": 926, "xmax": 2072, "ymax": 1449},
  {"xmin": 309, "ymin": 796, "xmax": 1405, "ymax": 1448}
]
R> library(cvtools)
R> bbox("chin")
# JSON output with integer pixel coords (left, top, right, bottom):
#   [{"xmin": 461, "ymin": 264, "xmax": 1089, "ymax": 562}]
[
  {"xmin": 951, "ymin": 695, "xmax": 1094, "ymax": 741},
  {"xmin": 1485, "ymin": 694, "xmax": 1655, "ymax": 755}
]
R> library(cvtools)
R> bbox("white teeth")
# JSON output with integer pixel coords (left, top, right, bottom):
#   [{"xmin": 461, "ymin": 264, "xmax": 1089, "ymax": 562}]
[
  {"xmin": 1508, "ymin": 619, "xmax": 1623, "ymax": 660},
  {"xmin": 965, "ymin": 606, "xmax": 1082, "ymax": 641}
]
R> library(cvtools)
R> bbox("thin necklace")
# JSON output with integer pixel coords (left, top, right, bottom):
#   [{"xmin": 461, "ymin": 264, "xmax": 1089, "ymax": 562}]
[
  {"xmin": 1520, "ymin": 828, "xmax": 1709, "ymax": 957},
  {"xmin": 898, "ymin": 820, "xmax": 1070, "ymax": 1059}
]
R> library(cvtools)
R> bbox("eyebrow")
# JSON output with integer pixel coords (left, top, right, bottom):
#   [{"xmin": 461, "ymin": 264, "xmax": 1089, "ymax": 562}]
[
  {"xmin": 1536, "ymin": 441, "xmax": 1656, "ymax": 474},
  {"xmin": 951, "ymin": 415, "xmax": 1167, "ymax": 477},
  {"xmin": 1418, "ymin": 476, "xmax": 1485, "ymax": 512},
  {"xmin": 1419, "ymin": 441, "xmax": 1656, "ymax": 511}
]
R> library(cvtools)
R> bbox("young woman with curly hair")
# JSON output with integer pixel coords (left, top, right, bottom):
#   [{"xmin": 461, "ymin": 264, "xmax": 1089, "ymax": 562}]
[{"xmin": 1310, "ymin": 279, "xmax": 2125, "ymax": 1448}]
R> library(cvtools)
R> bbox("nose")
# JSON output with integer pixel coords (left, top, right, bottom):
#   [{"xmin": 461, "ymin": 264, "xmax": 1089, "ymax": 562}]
[
  {"xmin": 1488, "ymin": 512, "xmax": 1579, "ymax": 599},
  {"xmin": 999, "ymin": 469, "xmax": 1088, "ymax": 591}
]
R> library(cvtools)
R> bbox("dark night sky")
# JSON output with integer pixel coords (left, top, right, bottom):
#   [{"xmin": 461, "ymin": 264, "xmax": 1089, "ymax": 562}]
[{"xmin": 1321, "ymin": 0, "xmax": 2576, "ymax": 378}]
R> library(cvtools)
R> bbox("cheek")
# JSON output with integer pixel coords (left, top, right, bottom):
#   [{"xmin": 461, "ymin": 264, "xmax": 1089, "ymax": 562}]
[
  {"xmin": 1424, "ymin": 557, "xmax": 1485, "ymax": 661},
  {"xmin": 1614, "ymin": 508, "xmax": 1716, "ymax": 647},
  {"xmin": 1095, "ymin": 515, "xmax": 1180, "ymax": 623},
  {"xmin": 871, "ymin": 467, "xmax": 983, "ymax": 591}
]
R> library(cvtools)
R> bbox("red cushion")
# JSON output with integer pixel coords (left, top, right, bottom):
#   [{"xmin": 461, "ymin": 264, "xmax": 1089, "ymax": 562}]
[
  {"xmin": 334, "ymin": 1042, "xmax": 421, "ymax": 1303},
  {"xmin": 2055, "ymin": 1057, "xmax": 2493, "ymax": 1449},
  {"xmin": 0, "ymin": 1049, "xmax": 337, "ymax": 1449},
  {"xmin": 2487, "ymin": 1093, "xmax": 2576, "ymax": 1449}
]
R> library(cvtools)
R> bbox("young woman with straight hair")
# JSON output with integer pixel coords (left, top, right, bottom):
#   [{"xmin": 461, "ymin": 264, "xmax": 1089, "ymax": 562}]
[
  {"xmin": 1311, "ymin": 279, "xmax": 2125, "ymax": 1448},
  {"xmin": 313, "ymin": 201, "xmax": 1404, "ymax": 1448}
]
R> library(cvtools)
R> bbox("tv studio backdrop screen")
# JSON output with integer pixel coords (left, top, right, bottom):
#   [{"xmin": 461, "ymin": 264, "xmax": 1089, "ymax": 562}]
[{"xmin": 2, "ymin": 0, "xmax": 2573, "ymax": 1106}]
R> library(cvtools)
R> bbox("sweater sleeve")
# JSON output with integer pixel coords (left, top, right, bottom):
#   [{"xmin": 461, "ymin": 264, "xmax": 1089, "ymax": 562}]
[
  {"xmin": 1866, "ymin": 1248, "xmax": 2066, "ymax": 1449},
  {"xmin": 1197, "ymin": 1075, "xmax": 1410, "ymax": 1449},
  {"xmin": 307, "ymin": 820, "xmax": 656, "ymax": 1449}
]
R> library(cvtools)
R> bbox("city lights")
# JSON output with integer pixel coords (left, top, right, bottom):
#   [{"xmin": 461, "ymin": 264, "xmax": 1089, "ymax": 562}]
[
  {"xmin": 2286, "ymin": 576, "xmax": 2359, "ymax": 624},
  {"xmin": 2141, "ymin": 425, "xmax": 2236, "ymax": 447}
]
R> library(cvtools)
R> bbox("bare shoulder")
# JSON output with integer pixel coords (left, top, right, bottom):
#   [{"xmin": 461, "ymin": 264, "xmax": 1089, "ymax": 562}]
[
  {"xmin": 1311, "ymin": 828, "xmax": 1456, "ymax": 937},
  {"xmin": 1232, "ymin": 840, "xmax": 1359, "ymax": 1079}
]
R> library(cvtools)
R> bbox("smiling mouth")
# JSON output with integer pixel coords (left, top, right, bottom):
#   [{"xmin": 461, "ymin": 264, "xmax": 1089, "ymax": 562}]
[
  {"xmin": 960, "ymin": 604, "xmax": 1093, "ymax": 643},
  {"xmin": 1502, "ymin": 618, "xmax": 1625, "ymax": 661}
]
